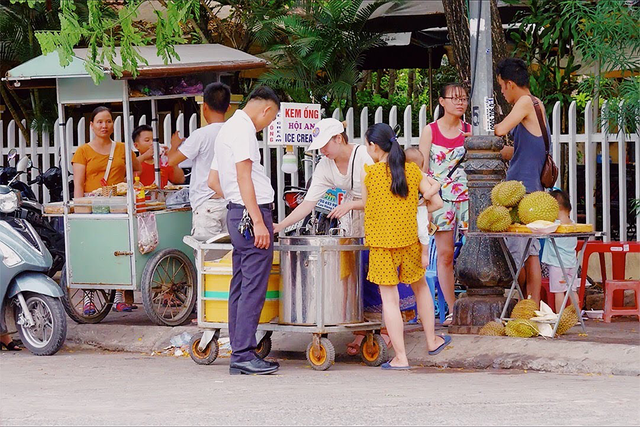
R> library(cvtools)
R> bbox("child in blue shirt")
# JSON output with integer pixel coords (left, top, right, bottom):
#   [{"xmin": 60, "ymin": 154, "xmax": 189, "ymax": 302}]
[{"xmin": 541, "ymin": 190, "xmax": 578, "ymax": 312}]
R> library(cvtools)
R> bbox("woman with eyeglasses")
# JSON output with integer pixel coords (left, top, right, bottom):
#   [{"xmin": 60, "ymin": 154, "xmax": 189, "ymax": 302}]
[{"xmin": 418, "ymin": 83, "xmax": 471, "ymax": 326}]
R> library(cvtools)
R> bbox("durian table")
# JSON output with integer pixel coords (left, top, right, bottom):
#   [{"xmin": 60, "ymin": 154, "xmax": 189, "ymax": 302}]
[{"xmin": 468, "ymin": 231, "xmax": 599, "ymax": 336}]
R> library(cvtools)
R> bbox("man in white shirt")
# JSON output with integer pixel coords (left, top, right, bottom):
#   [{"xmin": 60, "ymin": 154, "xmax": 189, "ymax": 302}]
[
  {"xmin": 167, "ymin": 82, "xmax": 231, "ymax": 240},
  {"xmin": 209, "ymin": 86, "xmax": 280, "ymax": 376}
]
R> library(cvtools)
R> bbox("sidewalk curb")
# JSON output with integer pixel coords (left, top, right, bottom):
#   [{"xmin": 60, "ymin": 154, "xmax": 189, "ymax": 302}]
[{"xmin": 66, "ymin": 322, "xmax": 640, "ymax": 376}]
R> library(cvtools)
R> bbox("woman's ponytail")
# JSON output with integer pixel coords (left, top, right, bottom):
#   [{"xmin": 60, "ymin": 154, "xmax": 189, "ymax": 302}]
[
  {"xmin": 388, "ymin": 137, "xmax": 408, "ymax": 198},
  {"xmin": 365, "ymin": 123, "xmax": 408, "ymax": 198}
]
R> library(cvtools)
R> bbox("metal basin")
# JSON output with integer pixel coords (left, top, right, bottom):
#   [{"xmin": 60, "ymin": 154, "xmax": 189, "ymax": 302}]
[{"xmin": 278, "ymin": 235, "xmax": 364, "ymax": 326}]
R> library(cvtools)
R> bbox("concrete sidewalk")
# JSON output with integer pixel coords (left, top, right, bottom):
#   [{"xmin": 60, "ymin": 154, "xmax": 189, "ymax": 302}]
[{"xmin": 62, "ymin": 309, "xmax": 640, "ymax": 377}]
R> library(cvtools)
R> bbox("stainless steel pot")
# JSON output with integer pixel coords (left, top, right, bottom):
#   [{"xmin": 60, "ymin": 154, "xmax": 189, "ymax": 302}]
[{"xmin": 278, "ymin": 235, "xmax": 364, "ymax": 326}]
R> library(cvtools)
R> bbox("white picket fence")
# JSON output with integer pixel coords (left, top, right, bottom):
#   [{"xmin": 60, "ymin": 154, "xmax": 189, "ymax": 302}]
[{"xmin": 1, "ymin": 100, "xmax": 638, "ymax": 241}]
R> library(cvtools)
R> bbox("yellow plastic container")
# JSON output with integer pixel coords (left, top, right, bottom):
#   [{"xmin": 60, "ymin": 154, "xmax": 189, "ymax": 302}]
[{"xmin": 203, "ymin": 254, "xmax": 280, "ymax": 323}]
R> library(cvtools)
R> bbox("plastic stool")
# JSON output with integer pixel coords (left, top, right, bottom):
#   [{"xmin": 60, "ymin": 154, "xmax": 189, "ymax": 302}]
[{"xmin": 603, "ymin": 280, "xmax": 640, "ymax": 323}]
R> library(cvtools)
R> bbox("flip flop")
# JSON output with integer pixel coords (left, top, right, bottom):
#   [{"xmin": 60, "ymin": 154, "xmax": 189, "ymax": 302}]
[
  {"xmin": 381, "ymin": 361, "xmax": 412, "ymax": 370},
  {"xmin": 428, "ymin": 334, "xmax": 452, "ymax": 356},
  {"xmin": 346, "ymin": 342, "xmax": 360, "ymax": 356}
]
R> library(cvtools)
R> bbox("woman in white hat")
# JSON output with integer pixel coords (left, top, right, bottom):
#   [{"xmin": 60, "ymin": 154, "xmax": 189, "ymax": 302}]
[{"xmin": 274, "ymin": 118, "xmax": 372, "ymax": 236}]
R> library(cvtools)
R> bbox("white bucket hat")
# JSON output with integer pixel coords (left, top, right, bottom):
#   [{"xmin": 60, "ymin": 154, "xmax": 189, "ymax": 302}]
[{"xmin": 308, "ymin": 118, "xmax": 345, "ymax": 150}]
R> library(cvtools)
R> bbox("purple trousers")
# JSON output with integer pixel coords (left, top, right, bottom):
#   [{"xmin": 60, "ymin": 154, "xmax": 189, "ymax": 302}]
[{"xmin": 227, "ymin": 205, "xmax": 274, "ymax": 363}]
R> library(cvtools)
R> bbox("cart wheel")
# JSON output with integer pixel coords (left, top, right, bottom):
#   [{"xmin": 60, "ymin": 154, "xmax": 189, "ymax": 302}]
[
  {"xmin": 58, "ymin": 265, "xmax": 114, "ymax": 324},
  {"xmin": 256, "ymin": 334, "xmax": 272, "ymax": 359},
  {"xmin": 360, "ymin": 333, "xmax": 388, "ymax": 367},
  {"xmin": 306, "ymin": 338, "xmax": 335, "ymax": 371},
  {"xmin": 189, "ymin": 332, "xmax": 219, "ymax": 365},
  {"xmin": 141, "ymin": 249, "xmax": 197, "ymax": 326}
]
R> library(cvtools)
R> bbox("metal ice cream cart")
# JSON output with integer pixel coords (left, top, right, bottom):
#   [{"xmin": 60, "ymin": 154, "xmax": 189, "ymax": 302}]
[
  {"xmin": 4, "ymin": 44, "xmax": 267, "ymax": 326},
  {"xmin": 185, "ymin": 233, "xmax": 389, "ymax": 371}
]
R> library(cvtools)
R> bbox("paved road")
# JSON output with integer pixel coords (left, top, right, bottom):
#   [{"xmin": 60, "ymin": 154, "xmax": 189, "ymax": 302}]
[{"xmin": 1, "ymin": 348, "xmax": 639, "ymax": 426}]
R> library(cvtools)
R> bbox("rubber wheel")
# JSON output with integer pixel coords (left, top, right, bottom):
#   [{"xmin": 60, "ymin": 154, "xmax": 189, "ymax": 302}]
[
  {"xmin": 58, "ymin": 265, "xmax": 114, "ymax": 324},
  {"xmin": 141, "ymin": 249, "xmax": 197, "ymax": 326},
  {"xmin": 256, "ymin": 334, "xmax": 272, "ymax": 359},
  {"xmin": 188, "ymin": 332, "xmax": 219, "ymax": 365},
  {"xmin": 14, "ymin": 293, "xmax": 67, "ymax": 356},
  {"xmin": 360, "ymin": 333, "xmax": 388, "ymax": 367},
  {"xmin": 306, "ymin": 337, "xmax": 335, "ymax": 371}
]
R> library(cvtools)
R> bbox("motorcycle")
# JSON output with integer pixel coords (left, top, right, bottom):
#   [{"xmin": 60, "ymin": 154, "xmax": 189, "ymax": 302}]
[
  {"xmin": 1, "ymin": 149, "xmax": 65, "ymax": 276},
  {"xmin": 0, "ymin": 185, "xmax": 67, "ymax": 355}
]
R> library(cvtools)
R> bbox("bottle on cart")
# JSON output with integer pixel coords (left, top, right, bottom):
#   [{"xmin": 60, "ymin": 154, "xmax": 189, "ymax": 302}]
[{"xmin": 134, "ymin": 175, "xmax": 146, "ymax": 213}]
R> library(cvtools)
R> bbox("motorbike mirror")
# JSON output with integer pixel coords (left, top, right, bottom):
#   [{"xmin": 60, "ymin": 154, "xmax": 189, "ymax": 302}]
[
  {"xmin": 25, "ymin": 157, "xmax": 33, "ymax": 169},
  {"xmin": 7, "ymin": 148, "xmax": 17, "ymax": 162}
]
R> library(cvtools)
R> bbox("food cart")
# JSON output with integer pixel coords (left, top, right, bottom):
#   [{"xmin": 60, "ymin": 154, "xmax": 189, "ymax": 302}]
[
  {"xmin": 185, "ymin": 234, "xmax": 389, "ymax": 371},
  {"xmin": 4, "ymin": 44, "xmax": 268, "ymax": 326}
]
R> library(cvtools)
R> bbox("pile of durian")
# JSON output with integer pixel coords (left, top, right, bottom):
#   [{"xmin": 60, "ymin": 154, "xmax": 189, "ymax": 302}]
[
  {"xmin": 476, "ymin": 181, "xmax": 560, "ymax": 232},
  {"xmin": 479, "ymin": 297, "xmax": 579, "ymax": 338}
]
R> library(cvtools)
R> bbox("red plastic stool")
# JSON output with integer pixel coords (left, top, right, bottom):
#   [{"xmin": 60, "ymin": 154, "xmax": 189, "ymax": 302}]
[{"xmin": 603, "ymin": 280, "xmax": 640, "ymax": 323}]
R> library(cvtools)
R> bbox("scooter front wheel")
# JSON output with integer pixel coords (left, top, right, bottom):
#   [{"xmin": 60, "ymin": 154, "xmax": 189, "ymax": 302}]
[{"xmin": 14, "ymin": 293, "xmax": 67, "ymax": 356}]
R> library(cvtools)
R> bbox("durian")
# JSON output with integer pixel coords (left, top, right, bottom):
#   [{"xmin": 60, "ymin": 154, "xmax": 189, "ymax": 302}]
[
  {"xmin": 518, "ymin": 191, "xmax": 560, "ymax": 224},
  {"xmin": 556, "ymin": 305, "xmax": 579, "ymax": 335},
  {"xmin": 477, "ymin": 206, "xmax": 512, "ymax": 232},
  {"xmin": 479, "ymin": 321, "xmax": 506, "ymax": 336},
  {"xmin": 511, "ymin": 297, "xmax": 538, "ymax": 319},
  {"xmin": 491, "ymin": 181, "xmax": 526, "ymax": 207},
  {"xmin": 505, "ymin": 319, "xmax": 539, "ymax": 338}
]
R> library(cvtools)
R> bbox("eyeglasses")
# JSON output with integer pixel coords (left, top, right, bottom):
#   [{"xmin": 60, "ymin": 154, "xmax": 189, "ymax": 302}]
[{"xmin": 443, "ymin": 97, "xmax": 469, "ymax": 104}]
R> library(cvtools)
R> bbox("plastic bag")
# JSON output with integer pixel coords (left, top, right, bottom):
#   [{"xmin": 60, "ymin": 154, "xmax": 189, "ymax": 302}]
[
  {"xmin": 166, "ymin": 188, "xmax": 191, "ymax": 210},
  {"xmin": 137, "ymin": 212, "xmax": 159, "ymax": 254}
]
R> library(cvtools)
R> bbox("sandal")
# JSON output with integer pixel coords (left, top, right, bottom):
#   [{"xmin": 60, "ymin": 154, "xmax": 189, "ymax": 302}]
[
  {"xmin": 83, "ymin": 303, "xmax": 97, "ymax": 316},
  {"xmin": 113, "ymin": 303, "xmax": 133, "ymax": 312},
  {"xmin": 428, "ymin": 335, "xmax": 452, "ymax": 356},
  {"xmin": 346, "ymin": 342, "xmax": 360, "ymax": 356},
  {"xmin": 442, "ymin": 313, "xmax": 453, "ymax": 326},
  {"xmin": 0, "ymin": 341, "xmax": 21, "ymax": 351}
]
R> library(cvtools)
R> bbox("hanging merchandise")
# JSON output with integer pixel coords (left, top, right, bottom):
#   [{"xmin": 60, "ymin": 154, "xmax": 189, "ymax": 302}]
[
  {"xmin": 282, "ymin": 146, "xmax": 298, "ymax": 174},
  {"xmin": 137, "ymin": 212, "xmax": 159, "ymax": 254}
]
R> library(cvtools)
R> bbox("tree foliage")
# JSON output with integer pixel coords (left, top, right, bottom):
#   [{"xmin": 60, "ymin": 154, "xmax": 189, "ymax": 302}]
[
  {"xmin": 28, "ymin": 0, "xmax": 201, "ymax": 83},
  {"xmin": 0, "ymin": 0, "xmax": 79, "ymax": 138},
  {"xmin": 510, "ymin": 0, "xmax": 639, "ymax": 133},
  {"xmin": 202, "ymin": 0, "xmax": 294, "ymax": 52},
  {"xmin": 258, "ymin": 0, "xmax": 388, "ymax": 111}
]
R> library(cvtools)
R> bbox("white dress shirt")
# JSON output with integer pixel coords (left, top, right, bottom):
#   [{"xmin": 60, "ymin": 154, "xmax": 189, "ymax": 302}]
[{"xmin": 211, "ymin": 110, "xmax": 274, "ymax": 205}]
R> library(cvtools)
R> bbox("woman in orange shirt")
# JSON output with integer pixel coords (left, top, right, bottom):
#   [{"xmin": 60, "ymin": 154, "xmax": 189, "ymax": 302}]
[
  {"xmin": 72, "ymin": 106, "xmax": 140, "ymax": 197},
  {"xmin": 71, "ymin": 106, "xmax": 141, "ymax": 314}
]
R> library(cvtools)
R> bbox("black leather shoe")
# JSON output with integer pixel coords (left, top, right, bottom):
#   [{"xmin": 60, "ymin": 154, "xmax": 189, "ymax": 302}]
[{"xmin": 229, "ymin": 358, "xmax": 279, "ymax": 375}]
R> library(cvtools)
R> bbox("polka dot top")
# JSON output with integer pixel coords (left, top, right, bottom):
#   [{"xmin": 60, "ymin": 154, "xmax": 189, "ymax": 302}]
[{"xmin": 364, "ymin": 161, "xmax": 422, "ymax": 248}]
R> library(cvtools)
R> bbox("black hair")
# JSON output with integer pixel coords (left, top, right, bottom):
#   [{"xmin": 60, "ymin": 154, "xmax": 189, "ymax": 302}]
[
  {"xmin": 496, "ymin": 57, "xmax": 530, "ymax": 88},
  {"xmin": 365, "ymin": 123, "xmax": 408, "ymax": 198},
  {"xmin": 436, "ymin": 82, "xmax": 467, "ymax": 120},
  {"xmin": 90, "ymin": 106, "xmax": 112, "ymax": 122},
  {"xmin": 550, "ymin": 189, "xmax": 571, "ymax": 212},
  {"xmin": 248, "ymin": 85, "xmax": 281, "ymax": 109},
  {"xmin": 132, "ymin": 124, "xmax": 153, "ymax": 142},
  {"xmin": 203, "ymin": 82, "xmax": 231, "ymax": 113}
]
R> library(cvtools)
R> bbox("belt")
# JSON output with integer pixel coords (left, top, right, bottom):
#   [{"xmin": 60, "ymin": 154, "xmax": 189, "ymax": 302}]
[{"xmin": 227, "ymin": 202, "xmax": 274, "ymax": 210}]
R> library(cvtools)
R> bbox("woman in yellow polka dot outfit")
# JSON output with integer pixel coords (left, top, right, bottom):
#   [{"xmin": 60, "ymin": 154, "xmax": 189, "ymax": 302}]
[{"xmin": 362, "ymin": 123, "xmax": 452, "ymax": 369}]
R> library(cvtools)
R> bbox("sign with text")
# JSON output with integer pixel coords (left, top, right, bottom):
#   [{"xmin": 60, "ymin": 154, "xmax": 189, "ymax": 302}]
[{"xmin": 266, "ymin": 102, "xmax": 321, "ymax": 146}]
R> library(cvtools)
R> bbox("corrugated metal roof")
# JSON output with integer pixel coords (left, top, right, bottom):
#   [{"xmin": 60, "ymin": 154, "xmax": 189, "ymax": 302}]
[{"xmin": 5, "ymin": 43, "xmax": 268, "ymax": 81}]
